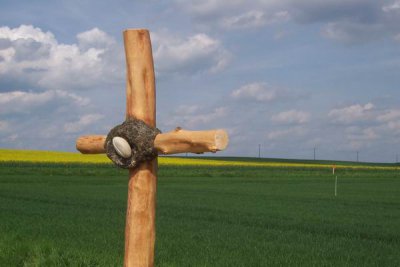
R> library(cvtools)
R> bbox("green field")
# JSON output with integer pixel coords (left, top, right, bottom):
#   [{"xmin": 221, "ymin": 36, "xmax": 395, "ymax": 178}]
[{"xmin": 1, "ymin": 158, "xmax": 400, "ymax": 266}]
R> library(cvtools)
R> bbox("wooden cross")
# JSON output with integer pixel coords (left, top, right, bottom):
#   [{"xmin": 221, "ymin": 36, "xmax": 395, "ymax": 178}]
[{"xmin": 75, "ymin": 29, "xmax": 229, "ymax": 267}]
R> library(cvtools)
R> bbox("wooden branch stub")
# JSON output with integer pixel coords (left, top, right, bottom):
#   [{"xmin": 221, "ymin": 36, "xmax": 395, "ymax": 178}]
[
  {"xmin": 155, "ymin": 128, "xmax": 228, "ymax": 154},
  {"xmin": 76, "ymin": 135, "xmax": 106, "ymax": 154},
  {"xmin": 76, "ymin": 128, "xmax": 229, "ymax": 155}
]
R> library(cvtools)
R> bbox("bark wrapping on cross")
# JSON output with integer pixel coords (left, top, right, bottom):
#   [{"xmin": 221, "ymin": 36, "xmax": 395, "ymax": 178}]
[
  {"xmin": 76, "ymin": 29, "xmax": 229, "ymax": 267},
  {"xmin": 105, "ymin": 118, "xmax": 161, "ymax": 169}
]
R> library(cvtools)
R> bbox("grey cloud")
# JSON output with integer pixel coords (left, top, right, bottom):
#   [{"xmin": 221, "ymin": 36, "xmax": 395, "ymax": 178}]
[
  {"xmin": 377, "ymin": 109, "xmax": 400, "ymax": 122},
  {"xmin": 288, "ymin": 0, "xmax": 380, "ymax": 23},
  {"xmin": 344, "ymin": 126, "xmax": 379, "ymax": 150},
  {"xmin": 160, "ymin": 105, "xmax": 228, "ymax": 130},
  {"xmin": 176, "ymin": 0, "xmax": 246, "ymax": 19},
  {"xmin": 221, "ymin": 10, "xmax": 290, "ymax": 30},
  {"xmin": 176, "ymin": 0, "xmax": 400, "ymax": 44},
  {"xmin": 0, "ymin": 90, "xmax": 89, "ymax": 115},
  {"xmin": 286, "ymin": 0, "xmax": 400, "ymax": 43},
  {"xmin": 267, "ymin": 126, "xmax": 308, "ymax": 140},
  {"xmin": 328, "ymin": 103, "xmax": 375, "ymax": 124},
  {"xmin": 0, "ymin": 38, "xmax": 12, "ymax": 49},
  {"xmin": 192, "ymin": 86, "xmax": 400, "ymax": 160},
  {"xmin": 156, "ymin": 80, "xmax": 314, "ymax": 157},
  {"xmin": 321, "ymin": 21, "xmax": 386, "ymax": 44},
  {"xmin": 271, "ymin": 110, "xmax": 310, "ymax": 124},
  {"xmin": 322, "ymin": 103, "xmax": 400, "ymax": 153},
  {"xmin": 0, "ymin": 89, "xmax": 104, "ymax": 151},
  {"xmin": 383, "ymin": 1, "xmax": 400, "ymax": 12},
  {"xmin": 175, "ymin": 0, "xmax": 287, "ymax": 30},
  {"xmin": 376, "ymin": 109, "xmax": 400, "ymax": 135},
  {"xmin": 0, "ymin": 120, "xmax": 8, "ymax": 132},
  {"xmin": 12, "ymin": 38, "xmax": 51, "ymax": 61},
  {"xmin": 64, "ymin": 113, "xmax": 104, "ymax": 133},
  {"xmin": 0, "ymin": 24, "xmax": 235, "ymax": 153}
]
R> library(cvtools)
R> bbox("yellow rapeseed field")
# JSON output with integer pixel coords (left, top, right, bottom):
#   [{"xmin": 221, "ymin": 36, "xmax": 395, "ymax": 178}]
[
  {"xmin": 0, "ymin": 149, "xmax": 109, "ymax": 164},
  {"xmin": 0, "ymin": 149, "xmax": 397, "ymax": 170}
]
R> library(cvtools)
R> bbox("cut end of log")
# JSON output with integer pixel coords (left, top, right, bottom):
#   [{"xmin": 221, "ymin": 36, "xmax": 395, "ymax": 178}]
[
  {"xmin": 123, "ymin": 28, "xmax": 149, "ymax": 32},
  {"xmin": 76, "ymin": 135, "xmax": 106, "ymax": 154},
  {"xmin": 215, "ymin": 129, "xmax": 229, "ymax": 152}
]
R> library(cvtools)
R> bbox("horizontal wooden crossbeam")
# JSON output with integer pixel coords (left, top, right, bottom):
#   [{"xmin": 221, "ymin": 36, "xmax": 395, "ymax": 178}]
[{"xmin": 76, "ymin": 128, "xmax": 229, "ymax": 155}]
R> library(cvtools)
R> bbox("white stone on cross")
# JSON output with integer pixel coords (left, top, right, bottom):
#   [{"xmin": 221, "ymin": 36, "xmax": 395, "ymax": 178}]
[{"xmin": 75, "ymin": 29, "xmax": 229, "ymax": 267}]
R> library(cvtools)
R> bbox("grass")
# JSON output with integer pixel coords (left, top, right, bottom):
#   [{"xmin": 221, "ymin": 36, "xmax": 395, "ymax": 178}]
[{"xmin": 0, "ymin": 156, "xmax": 399, "ymax": 266}]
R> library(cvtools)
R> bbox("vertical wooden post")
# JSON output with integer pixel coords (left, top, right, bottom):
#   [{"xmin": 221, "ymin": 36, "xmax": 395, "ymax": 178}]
[
  {"xmin": 123, "ymin": 29, "xmax": 157, "ymax": 267},
  {"xmin": 75, "ymin": 28, "xmax": 229, "ymax": 267}
]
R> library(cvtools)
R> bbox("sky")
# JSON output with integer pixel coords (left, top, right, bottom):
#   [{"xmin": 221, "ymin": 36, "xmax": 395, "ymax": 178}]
[{"xmin": 0, "ymin": 0, "xmax": 400, "ymax": 162}]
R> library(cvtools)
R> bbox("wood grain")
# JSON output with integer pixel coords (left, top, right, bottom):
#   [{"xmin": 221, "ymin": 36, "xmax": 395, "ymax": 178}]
[
  {"xmin": 76, "ymin": 135, "xmax": 107, "ymax": 154},
  {"xmin": 123, "ymin": 29, "xmax": 156, "ymax": 267},
  {"xmin": 75, "ymin": 29, "xmax": 230, "ymax": 267},
  {"xmin": 155, "ymin": 128, "xmax": 228, "ymax": 154},
  {"xmin": 75, "ymin": 128, "xmax": 229, "ymax": 155}
]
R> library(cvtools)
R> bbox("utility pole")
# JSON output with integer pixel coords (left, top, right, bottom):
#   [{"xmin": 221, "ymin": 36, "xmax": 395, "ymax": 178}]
[
  {"xmin": 313, "ymin": 147, "xmax": 316, "ymax": 160},
  {"xmin": 396, "ymin": 154, "xmax": 398, "ymax": 163},
  {"xmin": 258, "ymin": 144, "xmax": 261, "ymax": 158},
  {"xmin": 356, "ymin": 151, "xmax": 359, "ymax": 162}
]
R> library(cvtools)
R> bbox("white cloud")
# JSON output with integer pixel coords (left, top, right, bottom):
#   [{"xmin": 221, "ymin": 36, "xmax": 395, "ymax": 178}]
[
  {"xmin": 346, "ymin": 126, "xmax": 378, "ymax": 140},
  {"xmin": 0, "ymin": 47, "xmax": 16, "ymax": 62},
  {"xmin": 0, "ymin": 25, "xmax": 120, "ymax": 91},
  {"xmin": 267, "ymin": 126, "xmax": 307, "ymax": 140},
  {"xmin": 63, "ymin": 114, "xmax": 104, "ymax": 133},
  {"xmin": 271, "ymin": 109, "xmax": 310, "ymax": 124},
  {"xmin": 382, "ymin": 1, "xmax": 400, "ymax": 12},
  {"xmin": 187, "ymin": 106, "xmax": 227, "ymax": 126},
  {"xmin": 152, "ymin": 31, "xmax": 231, "ymax": 75},
  {"xmin": 345, "ymin": 126, "xmax": 378, "ymax": 149},
  {"xmin": 0, "ymin": 26, "xmax": 109, "ymax": 148},
  {"xmin": 174, "ymin": 105, "xmax": 200, "ymax": 116},
  {"xmin": 176, "ymin": 0, "xmax": 247, "ymax": 17},
  {"xmin": 377, "ymin": 109, "xmax": 400, "ymax": 122},
  {"xmin": 328, "ymin": 103, "xmax": 374, "ymax": 124},
  {"xmin": 376, "ymin": 109, "xmax": 400, "ymax": 133},
  {"xmin": 221, "ymin": 10, "xmax": 289, "ymax": 29},
  {"xmin": 387, "ymin": 121, "xmax": 400, "ymax": 131},
  {"xmin": 163, "ymin": 106, "xmax": 228, "ymax": 129},
  {"xmin": 0, "ymin": 24, "xmax": 56, "ymax": 44},
  {"xmin": 321, "ymin": 21, "xmax": 385, "ymax": 44},
  {"xmin": 0, "ymin": 121, "xmax": 9, "ymax": 132},
  {"xmin": 273, "ymin": 30, "xmax": 288, "ymax": 40},
  {"xmin": 0, "ymin": 90, "xmax": 89, "ymax": 114},
  {"xmin": 77, "ymin": 27, "xmax": 115, "ymax": 50},
  {"xmin": 177, "ymin": 0, "xmax": 399, "ymax": 44},
  {"xmin": 231, "ymin": 82, "xmax": 277, "ymax": 102},
  {"xmin": 4, "ymin": 133, "xmax": 18, "ymax": 142},
  {"xmin": 176, "ymin": 0, "xmax": 289, "ymax": 31},
  {"xmin": 179, "ymin": 0, "xmax": 374, "ymax": 22}
]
